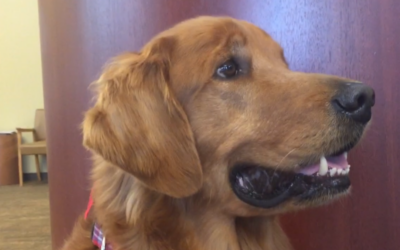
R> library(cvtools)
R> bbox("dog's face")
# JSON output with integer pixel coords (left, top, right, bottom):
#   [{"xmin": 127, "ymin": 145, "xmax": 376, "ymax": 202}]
[{"xmin": 83, "ymin": 16, "xmax": 374, "ymax": 217}]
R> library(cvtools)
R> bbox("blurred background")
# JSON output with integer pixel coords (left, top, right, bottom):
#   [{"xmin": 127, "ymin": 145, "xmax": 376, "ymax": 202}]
[{"xmin": 0, "ymin": 0, "xmax": 399, "ymax": 249}]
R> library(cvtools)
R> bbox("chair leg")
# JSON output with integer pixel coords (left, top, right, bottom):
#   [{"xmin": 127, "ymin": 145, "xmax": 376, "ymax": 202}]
[
  {"xmin": 18, "ymin": 152, "xmax": 23, "ymax": 186},
  {"xmin": 35, "ymin": 155, "xmax": 42, "ymax": 182}
]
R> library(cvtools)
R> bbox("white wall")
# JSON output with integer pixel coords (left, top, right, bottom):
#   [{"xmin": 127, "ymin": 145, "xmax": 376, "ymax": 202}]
[{"xmin": 0, "ymin": 0, "xmax": 46, "ymax": 173}]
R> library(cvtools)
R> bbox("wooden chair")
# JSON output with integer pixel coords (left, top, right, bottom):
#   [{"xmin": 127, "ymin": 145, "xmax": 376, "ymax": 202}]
[{"xmin": 16, "ymin": 109, "xmax": 47, "ymax": 186}]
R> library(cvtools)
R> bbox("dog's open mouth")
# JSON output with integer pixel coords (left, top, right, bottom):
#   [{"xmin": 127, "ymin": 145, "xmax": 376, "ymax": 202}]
[{"xmin": 230, "ymin": 151, "xmax": 351, "ymax": 209}]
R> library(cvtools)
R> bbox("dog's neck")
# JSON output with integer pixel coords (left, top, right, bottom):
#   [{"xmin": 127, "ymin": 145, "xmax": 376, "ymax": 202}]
[
  {"xmin": 186, "ymin": 208, "xmax": 292, "ymax": 250},
  {"xmin": 92, "ymin": 167, "xmax": 293, "ymax": 250},
  {"xmin": 185, "ymin": 204, "xmax": 293, "ymax": 250}
]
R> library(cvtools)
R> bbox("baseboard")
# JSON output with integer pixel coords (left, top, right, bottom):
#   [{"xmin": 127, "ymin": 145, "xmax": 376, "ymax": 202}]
[{"xmin": 23, "ymin": 173, "xmax": 48, "ymax": 182}]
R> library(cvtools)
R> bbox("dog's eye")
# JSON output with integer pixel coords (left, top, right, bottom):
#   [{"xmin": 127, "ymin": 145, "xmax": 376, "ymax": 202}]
[{"xmin": 216, "ymin": 60, "xmax": 239, "ymax": 79}]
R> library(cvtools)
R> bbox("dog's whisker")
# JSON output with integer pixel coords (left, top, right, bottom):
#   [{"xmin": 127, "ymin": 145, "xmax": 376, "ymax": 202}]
[{"xmin": 275, "ymin": 148, "xmax": 296, "ymax": 171}]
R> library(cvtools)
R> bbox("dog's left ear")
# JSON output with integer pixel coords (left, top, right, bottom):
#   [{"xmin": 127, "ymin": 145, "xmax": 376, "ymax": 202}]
[{"xmin": 82, "ymin": 37, "xmax": 203, "ymax": 198}]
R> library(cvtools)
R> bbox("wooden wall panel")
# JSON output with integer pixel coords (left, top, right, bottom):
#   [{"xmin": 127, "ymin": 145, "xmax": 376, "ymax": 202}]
[{"xmin": 38, "ymin": 0, "xmax": 399, "ymax": 249}]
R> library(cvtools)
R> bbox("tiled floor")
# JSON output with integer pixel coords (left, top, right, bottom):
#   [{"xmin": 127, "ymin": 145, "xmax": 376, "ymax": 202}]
[{"xmin": 0, "ymin": 182, "xmax": 51, "ymax": 249}]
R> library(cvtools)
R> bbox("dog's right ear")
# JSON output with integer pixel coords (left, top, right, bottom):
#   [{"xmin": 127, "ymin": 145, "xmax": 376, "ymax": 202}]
[{"xmin": 82, "ymin": 37, "xmax": 203, "ymax": 198}]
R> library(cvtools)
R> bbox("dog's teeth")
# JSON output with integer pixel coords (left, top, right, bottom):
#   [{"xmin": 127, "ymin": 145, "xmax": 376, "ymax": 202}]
[
  {"xmin": 337, "ymin": 169, "xmax": 343, "ymax": 175},
  {"xmin": 319, "ymin": 156, "xmax": 328, "ymax": 176},
  {"xmin": 329, "ymin": 168, "xmax": 337, "ymax": 176},
  {"xmin": 348, "ymin": 164, "xmax": 351, "ymax": 169},
  {"xmin": 343, "ymin": 168, "xmax": 349, "ymax": 175},
  {"xmin": 344, "ymin": 152, "xmax": 348, "ymax": 159}
]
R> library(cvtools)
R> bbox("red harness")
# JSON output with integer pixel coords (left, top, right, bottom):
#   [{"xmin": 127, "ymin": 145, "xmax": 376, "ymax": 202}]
[
  {"xmin": 84, "ymin": 192, "xmax": 94, "ymax": 220},
  {"xmin": 85, "ymin": 192, "xmax": 112, "ymax": 250}
]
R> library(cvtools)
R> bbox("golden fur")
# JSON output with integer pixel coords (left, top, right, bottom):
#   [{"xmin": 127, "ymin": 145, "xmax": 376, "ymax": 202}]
[{"xmin": 61, "ymin": 16, "xmax": 367, "ymax": 250}]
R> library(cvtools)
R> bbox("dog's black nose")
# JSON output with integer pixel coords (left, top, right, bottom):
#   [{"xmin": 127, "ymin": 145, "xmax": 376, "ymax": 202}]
[{"xmin": 332, "ymin": 82, "xmax": 375, "ymax": 124}]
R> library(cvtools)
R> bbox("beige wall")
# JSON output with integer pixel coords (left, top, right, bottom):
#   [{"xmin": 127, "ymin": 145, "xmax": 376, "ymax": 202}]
[{"xmin": 0, "ymin": 0, "xmax": 46, "ymax": 173}]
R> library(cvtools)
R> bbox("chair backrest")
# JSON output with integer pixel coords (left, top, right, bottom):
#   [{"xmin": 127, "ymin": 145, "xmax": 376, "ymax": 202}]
[{"xmin": 34, "ymin": 109, "xmax": 46, "ymax": 141}]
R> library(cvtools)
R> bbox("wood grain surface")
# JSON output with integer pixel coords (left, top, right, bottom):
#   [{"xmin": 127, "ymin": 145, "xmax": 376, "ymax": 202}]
[
  {"xmin": 0, "ymin": 133, "xmax": 19, "ymax": 185},
  {"xmin": 38, "ymin": 0, "xmax": 400, "ymax": 249}
]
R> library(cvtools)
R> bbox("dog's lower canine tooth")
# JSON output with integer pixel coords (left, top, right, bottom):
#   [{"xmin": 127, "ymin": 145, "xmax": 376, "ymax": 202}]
[{"xmin": 319, "ymin": 156, "xmax": 328, "ymax": 176}]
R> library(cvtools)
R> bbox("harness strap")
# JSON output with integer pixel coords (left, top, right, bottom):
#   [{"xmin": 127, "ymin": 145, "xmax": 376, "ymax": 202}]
[
  {"xmin": 85, "ymin": 191, "xmax": 113, "ymax": 250},
  {"xmin": 84, "ymin": 191, "xmax": 94, "ymax": 220}
]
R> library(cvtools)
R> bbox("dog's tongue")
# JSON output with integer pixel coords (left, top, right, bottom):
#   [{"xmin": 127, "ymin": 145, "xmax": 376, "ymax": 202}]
[{"xmin": 297, "ymin": 153, "xmax": 349, "ymax": 176}]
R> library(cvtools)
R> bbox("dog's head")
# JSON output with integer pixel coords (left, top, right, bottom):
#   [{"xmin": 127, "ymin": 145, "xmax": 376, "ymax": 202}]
[{"xmin": 83, "ymin": 16, "xmax": 374, "ymax": 216}]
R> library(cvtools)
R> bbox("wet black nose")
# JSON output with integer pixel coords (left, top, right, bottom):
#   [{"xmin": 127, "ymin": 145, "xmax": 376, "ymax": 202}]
[{"xmin": 332, "ymin": 82, "xmax": 375, "ymax": 124}]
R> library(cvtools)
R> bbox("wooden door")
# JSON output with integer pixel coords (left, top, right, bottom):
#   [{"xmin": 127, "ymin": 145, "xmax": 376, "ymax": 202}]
[{"xmin": 38, "ymin": 1, "xmax": 400, "ymax": 249}]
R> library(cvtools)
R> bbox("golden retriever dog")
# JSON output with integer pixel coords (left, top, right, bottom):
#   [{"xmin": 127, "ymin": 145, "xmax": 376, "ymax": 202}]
[{"xmin": 61, "ymin": 16, "xmax": 375, "ymax": 250}]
